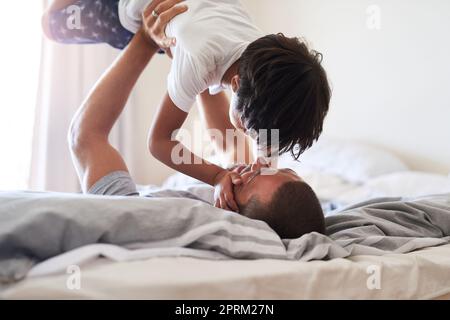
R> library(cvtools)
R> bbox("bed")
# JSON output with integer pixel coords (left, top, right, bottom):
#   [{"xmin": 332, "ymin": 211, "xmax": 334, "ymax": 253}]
[
  {"xmin": 3, "ymin": 244, "xmax": 450, "ymax": 300},
  {"xmin": 1, "ymin": 139, "xmax": 450, "ymax": 300}
]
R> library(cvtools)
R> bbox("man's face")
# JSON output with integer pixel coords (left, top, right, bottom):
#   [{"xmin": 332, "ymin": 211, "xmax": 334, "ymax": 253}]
[{"xmin": 233, "ymin": 160, "xmax": 303, "ymax": 211}]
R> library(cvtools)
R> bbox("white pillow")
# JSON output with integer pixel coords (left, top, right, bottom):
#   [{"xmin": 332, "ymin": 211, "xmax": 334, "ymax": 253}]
[
  {"xmin": 364, "ymin": 171, "xmax": 450, "ymax": 197},
  {"xmin": 332, "ymin": 171, "xmax": 450, "ymax": 207},
  {"xmin": 296, "ymin": 170, "xmax": 359, "ymax": 202},
  {"xmin": 278, "ymin": 138, "xmax": 408, "ymax": 184}
]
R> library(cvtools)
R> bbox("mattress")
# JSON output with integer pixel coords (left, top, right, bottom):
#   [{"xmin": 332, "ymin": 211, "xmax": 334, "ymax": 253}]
[
  {"xmin": 3, "ymin": 141, "xmax": 450, "ymax": 300},
  {"xmin": 3, "ymin": 244, "xmax": 450, "ymax": 300}
]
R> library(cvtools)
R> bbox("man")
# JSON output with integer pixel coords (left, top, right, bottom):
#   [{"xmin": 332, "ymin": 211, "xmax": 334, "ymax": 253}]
[{"xmin": 68, "ymin": 1, "xmax": 325, "ymax": 239}]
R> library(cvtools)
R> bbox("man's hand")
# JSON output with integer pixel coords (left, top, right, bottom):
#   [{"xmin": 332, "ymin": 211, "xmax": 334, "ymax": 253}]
[
  {"xmin": 141, "ymin": 0, "xmax": 188, "ymax": 50},
  {"xmin": 213, "ymin": 170, "xmax": 243, "ymax": 212}
]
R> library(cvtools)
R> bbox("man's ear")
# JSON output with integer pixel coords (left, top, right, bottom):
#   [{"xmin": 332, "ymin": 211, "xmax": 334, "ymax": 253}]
[{"xmin": 231, "ymin": 75, "xmax": 240, "ymax": 93}]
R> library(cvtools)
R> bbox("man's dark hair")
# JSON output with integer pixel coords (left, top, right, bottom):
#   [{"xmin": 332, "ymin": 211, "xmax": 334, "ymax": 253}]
[
  {"xmin": 237, "ymin": 33, "xmax": 331, "ymax": 159},
  {"xmin": 241, "ymin": 181, "xmax": 325, "ymax": 239}
]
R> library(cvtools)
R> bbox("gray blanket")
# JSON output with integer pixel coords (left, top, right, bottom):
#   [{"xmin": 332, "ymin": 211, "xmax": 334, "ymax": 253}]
[{"xmin": 0, "ymin": 191, "xmax": 449, "ymax": 284}]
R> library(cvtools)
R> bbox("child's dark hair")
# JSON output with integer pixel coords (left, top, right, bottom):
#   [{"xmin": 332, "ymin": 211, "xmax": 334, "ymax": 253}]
[{"xmin": 236, "ymin": 33, "xmax": 331, "ymax": 159}]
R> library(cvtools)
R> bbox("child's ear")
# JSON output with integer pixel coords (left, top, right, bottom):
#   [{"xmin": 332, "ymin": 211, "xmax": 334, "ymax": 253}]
[{"xmin": 231, "ymin": 75, "xmax": 240, "ymax": 93}]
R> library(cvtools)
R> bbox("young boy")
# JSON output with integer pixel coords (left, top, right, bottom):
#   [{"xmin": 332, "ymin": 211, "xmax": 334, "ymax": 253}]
[{"xmin": 43, "ymin": 0, "xmax": 331, "ymax": 212}]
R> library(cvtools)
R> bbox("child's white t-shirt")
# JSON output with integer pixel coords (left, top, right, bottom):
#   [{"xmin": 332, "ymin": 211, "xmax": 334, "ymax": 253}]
[{"xmin": 119, "ymin": 0, "xmax": 263, "ymax": 112}]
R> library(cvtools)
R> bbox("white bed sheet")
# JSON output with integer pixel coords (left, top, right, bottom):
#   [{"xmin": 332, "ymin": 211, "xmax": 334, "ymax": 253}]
[{"xmin": 3, "ymin": 244, "xmax": 450, "ymax": 300}]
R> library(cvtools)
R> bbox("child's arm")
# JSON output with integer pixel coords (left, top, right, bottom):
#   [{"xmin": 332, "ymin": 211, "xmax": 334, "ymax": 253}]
[
  {"xmin": 197, "ymin": 91, "xmax": 254, "ymax": 166},
  {"xmin": 149, "ymin": 94, "xmax": 243, "ymax": 212}
]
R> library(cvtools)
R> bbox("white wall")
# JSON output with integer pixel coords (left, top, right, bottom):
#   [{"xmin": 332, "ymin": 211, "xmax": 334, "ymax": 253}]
[
  {"xmin": 242, "ymin": 0, "xmax": 450, "ymax": 175},
  {"xmin": 132, "ymin": 0, "xmax": 450, "ymax": 186}
]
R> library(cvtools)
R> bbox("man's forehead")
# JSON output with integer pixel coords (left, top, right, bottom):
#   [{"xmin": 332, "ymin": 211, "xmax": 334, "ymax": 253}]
[
  {"xmin": 260, "ymin": 167, "xmax": 299, "ymax": 177},
  {"xmin": 236, "ymin": 167, "xmax": 302, "ymax": 206},
  {"xmin": 281, "ymin": 168, "xmax": 298, "ymax": 174}
]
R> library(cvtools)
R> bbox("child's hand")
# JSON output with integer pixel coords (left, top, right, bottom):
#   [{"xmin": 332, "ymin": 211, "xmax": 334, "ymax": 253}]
[
  {"xmin": 213, "ymin": 170, "xmax": 242, "ymax": 212},
  {"xmin": 141, "ymin": 0, "xmax": 188, "ymax": 50},
  {"xmin": 228, "ymin": 164, "xmax": 248, "ymax": 174}
]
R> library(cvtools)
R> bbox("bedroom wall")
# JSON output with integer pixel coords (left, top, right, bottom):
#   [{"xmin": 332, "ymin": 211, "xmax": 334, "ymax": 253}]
[{"xmin": 242, "ymin": 0, "xmax": 450, "ymax": 175}]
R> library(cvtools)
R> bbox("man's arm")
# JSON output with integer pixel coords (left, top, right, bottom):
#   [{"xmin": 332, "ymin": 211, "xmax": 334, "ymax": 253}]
[
  {"xmin": 69, "ymin": 30, "xmax": 158, "ymax": 192},
  {"xmin": 197, "ymin": 91, "xmax": 254, "ymax": 166},
  {"xmin": 68, "ymin": 0, "xmax": 188, "ymax": 192}
]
